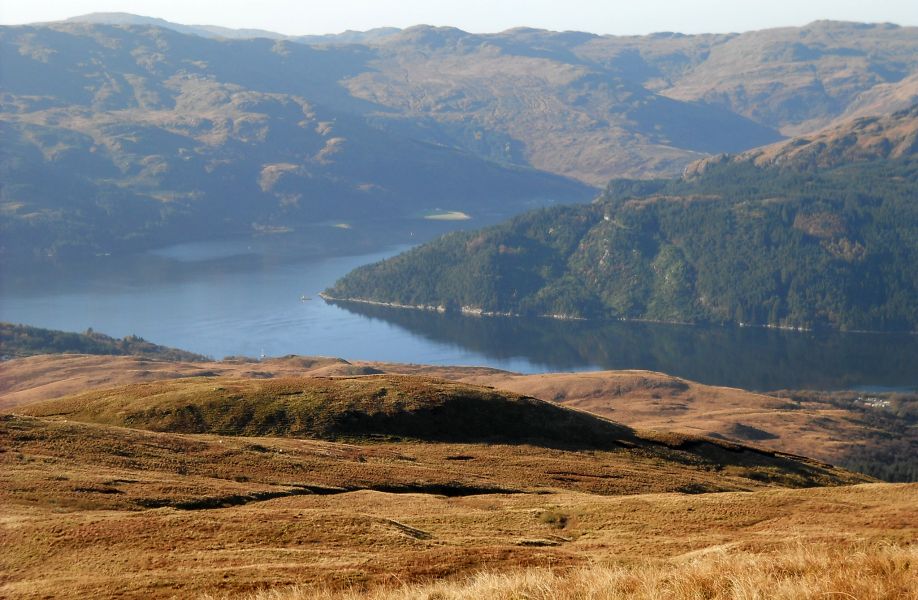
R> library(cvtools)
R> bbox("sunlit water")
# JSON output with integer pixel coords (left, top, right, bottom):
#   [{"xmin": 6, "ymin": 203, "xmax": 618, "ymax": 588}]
[{"xmin": 2, "ymin": 238, "xmax": 916, "ymax": 391}]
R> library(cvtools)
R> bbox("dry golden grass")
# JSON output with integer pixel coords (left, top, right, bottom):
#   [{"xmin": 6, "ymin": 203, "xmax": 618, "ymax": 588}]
[
  {"xmin": 0, "ymin": 355, "xmax": 901, "ymax": 470},
  {"xmin": 3, "ymin": 476, "xmax": 915, "ymax": 599},
  {"xmin": 0, "ymin": 354, "xmax": 359, "ymax": 411},
  {"xmin": 0, "ymin": 355, "xmax": 911, "ymax": 599},
  {"xmin": 228, "ymin": 542, "xmax": 917, "ymax": 600},
  {"xmin": 10, "ymin": 373, "xmax": 868, "ymax": 492},
  {"xmin": 450, "ymin": 369, "xmax": 903, "ymax": 466},
  {"xmin": 0, "ymin": 407, "xmax": 911, "ymax": 599}
]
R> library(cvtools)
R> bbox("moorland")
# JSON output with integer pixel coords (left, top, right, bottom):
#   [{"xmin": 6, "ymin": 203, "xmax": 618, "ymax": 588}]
[{"xmin": 1, "ymin": 328, "xmax": 915, "ymax": 598}]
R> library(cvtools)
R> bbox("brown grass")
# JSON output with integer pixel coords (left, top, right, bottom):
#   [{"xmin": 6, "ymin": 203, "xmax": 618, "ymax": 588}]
[
  {"xmin": 0, "ymin": 355, "xmax": 911, "ymax": 599},
  {"xmin": 10, "ymin": 373, "xmax": 869, "ymax": 492},
  {"xmin": 449, "ymin": 368, "xmax": 908, "ymax": 466},
  {"xmin": 3, "ymin": 476, "xmax": 915, "ymax": 599},
  {"xmin": 226, "ymin": 542, "xmax": 917, "ymax": 600},
  {"xmin": 0, "ymin": 355, "xmax": 903, "ymax": 474},
  {"xmin": 0, "ymin": 408, "xmax": 913, "ymax": 599}
]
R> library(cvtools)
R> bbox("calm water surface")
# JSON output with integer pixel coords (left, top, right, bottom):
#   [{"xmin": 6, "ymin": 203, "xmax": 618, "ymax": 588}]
[{"xmin": 1, "ymin": 238, "xmax": 916, "ymax": 391}]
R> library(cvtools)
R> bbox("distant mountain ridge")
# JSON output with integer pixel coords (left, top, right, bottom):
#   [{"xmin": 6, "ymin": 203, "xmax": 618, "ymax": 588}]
[
  {"xmin": 64, "ymin": 13, "xmax": 404, "ymax": 44},
  {"xmin": 0, "ymin": 22, "xmax": 593, "ymax": 264},
  {"xmin": 64, "ymin": 12, "xmax": 288, "ymax": 39},
  {"xmin": 2, "ymin": 17, "xmax": 917, "ymax": 265},
  {"xmin": 15, "ymin": 17, "xmax": 918, "ymax": 183}
]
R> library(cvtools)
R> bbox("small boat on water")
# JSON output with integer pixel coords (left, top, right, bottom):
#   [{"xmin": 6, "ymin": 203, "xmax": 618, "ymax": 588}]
[{"xmin": 300, "ymin": 295, "xmax": 311, "ymax": 302}]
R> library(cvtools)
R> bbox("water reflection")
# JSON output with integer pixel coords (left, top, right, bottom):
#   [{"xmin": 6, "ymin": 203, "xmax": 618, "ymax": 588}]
[
  {"xmin": 328, "ymin": 300, "xmax": 918, "ymax": 391},
  {"xmin": 3, "ymin": 234, "xmax": 916, "ymax": 391}
]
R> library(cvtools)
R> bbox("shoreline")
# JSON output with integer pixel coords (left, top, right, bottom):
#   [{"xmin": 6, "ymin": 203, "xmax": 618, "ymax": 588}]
[{"xmin": 319, "ymin": 293, "xmax": 918, "ymax": 335}]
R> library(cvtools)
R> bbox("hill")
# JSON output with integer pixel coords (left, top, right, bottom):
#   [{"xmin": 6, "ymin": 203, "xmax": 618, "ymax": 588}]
[
  {"xmin": 19, "ymin": 375, "xmax": 635, "ymax": 447},
  {"xmin": 325, "ymin": 110, "xmax": 918, "ymax": 332},
  {"xmin": 0, "ymin": 322, "xmax": 207, "ymax": 361},
  {"xmin": 3, "ymin": 350, "xmax": 913, "ymax": 482},
  {"xmin": 18, "ymin": 373, "xmax": 868, "ymax": 490},
  {"xmin": 0, "ymin": 22, "xmax": 593, "ymax": 266},
  {"xmin": 1, "ymin": 349, "xmax": 911, "ymax": 598},
  {"xmin": 1, "ymin": 373, "xmax": 912, "ymax": 599},
  {"xmin": 454, "ymin": 369, "xmax": 918, "ymax": 483},
  {"xmin": 3, "ymin": 20, "xmax": 918, "ymax": 265},
  {"xmin": 686, "ymin": 105, "xmax": 918, "ymax": 175}
]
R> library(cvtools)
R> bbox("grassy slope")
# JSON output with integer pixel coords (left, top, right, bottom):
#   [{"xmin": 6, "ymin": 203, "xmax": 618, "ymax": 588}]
[
  {"xmin": 0, "ymin": 413, "xmax": 912, "ymax": 600},
  {"xmin": 454, "ymin": 370, "xmax": 917, "ymax": 471},
  {"xmin": 16, "ymin": 375, "xmax": 638, "ymax": 446},
  {"xmin": 14, "ymin": 374, "xmax": 862, "ymax": 490},
  {"xmin": 1, "ymin": 361, "xmax": 912, "ymax": 599},
  {"xmin": 1, "ymin": 354, "xmax": 910, "ymax": 480},
  {"xmin": 226, "ymin": 542, "xmax": 918, "ymax": 600}
]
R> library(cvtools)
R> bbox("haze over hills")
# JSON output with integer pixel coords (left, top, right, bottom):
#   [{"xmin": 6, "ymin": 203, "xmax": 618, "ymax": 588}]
[
  {"xmin": 60, "ymin": 15, "xmax": 918, "ymax": 169},
  {"xmin": 2, "ymin": 17, "xmax": 917, "ymax": 265},
  {"xmin": 64, "ymin": 12, "xmax": 404, "ymax": 45},
  {"xmin": 325, "ymin": 107, "xmax": 918, "ymax": 332},
  {"xmin": 63, "ymin": 12, "xmax": 289, "ymax": 40},
  {"xmin": 0, "ymin": 22, "xmax": 593, "ymax": 265}
]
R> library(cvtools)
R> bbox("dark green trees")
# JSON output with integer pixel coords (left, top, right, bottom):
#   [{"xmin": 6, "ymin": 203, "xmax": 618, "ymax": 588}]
[{"xmin": 326, "ymin": 157, "xmax": 918, "ymax": 332}]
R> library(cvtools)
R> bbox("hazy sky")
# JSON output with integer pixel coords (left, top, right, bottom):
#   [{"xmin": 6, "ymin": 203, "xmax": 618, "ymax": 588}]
[{"xmin": 1, "ymin": 0, "xmax": 916, "ymax": 36}]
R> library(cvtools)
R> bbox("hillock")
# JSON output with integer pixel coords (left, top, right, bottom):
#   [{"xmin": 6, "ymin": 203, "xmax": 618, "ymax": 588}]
[
  {"xmin": 19, "ymin": 374, "xmax": 869, "ymax": 490},
  {"xmin": 22, "ymin": 374, "xmax": 632, "ymax": 446}
]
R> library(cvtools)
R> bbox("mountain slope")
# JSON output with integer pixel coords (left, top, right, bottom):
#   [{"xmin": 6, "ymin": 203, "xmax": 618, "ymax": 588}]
[
  {"xmin": 341, "ymin": 26, "xmax": 783, "ymax": 184},
  {"xmin": 655, "ymin": 21, "xmax": 918, "ymax": 134},
  {"xmin": 340, "ymin": 20, "xmax": 917, "ymax": 182},
  {"xmin": 1, "ymin": 404, "xmax": 903, "ymax": 598},
  {"xmin": 4, "ymin": 19, "xmax": 917, "ymax": 265},
  {"xmin": 0, "ymin": 23, "xmax": 593, "ymax": 264},
  {"xmin": 687, "ymin": 105, "xmax": 918, "ymax": 174},
  {"xmin": 325, "ymin": 112, "xmax": 918, "ymax": 331}
]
